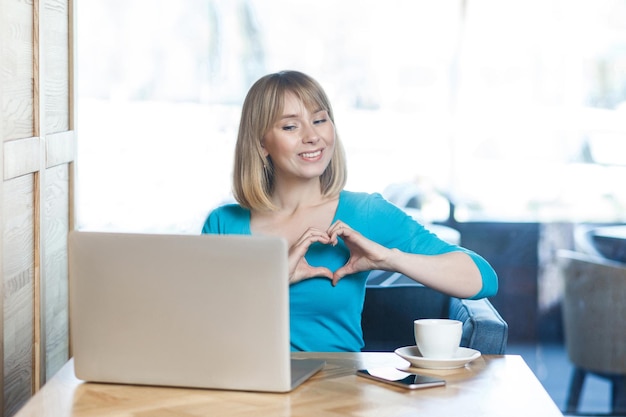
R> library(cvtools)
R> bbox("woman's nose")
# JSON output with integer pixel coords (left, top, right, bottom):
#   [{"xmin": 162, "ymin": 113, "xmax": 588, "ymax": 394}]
[{"xmin": 302, "ymin": 123, "xmax": 320, "ymax": 143}]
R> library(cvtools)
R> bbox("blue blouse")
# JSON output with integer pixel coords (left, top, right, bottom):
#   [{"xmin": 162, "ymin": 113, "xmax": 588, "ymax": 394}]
[{"xmin": 202, "ymin": 190, "xmax": 498, "ymax": 352}]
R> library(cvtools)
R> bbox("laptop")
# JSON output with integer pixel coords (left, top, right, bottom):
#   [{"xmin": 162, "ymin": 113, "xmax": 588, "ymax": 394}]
[{"xmin": 68, "ymin": 230, "xmax": 324, "ymax": 392}]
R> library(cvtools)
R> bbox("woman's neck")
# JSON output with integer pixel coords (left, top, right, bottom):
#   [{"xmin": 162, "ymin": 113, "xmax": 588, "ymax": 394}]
[
  {"xmin": 270, "ymin": 178, "xmax": 326, "ymax": 214},
  {"xmin": 250, "ymin": 179, "xmax": 339, "ymax": 245}
]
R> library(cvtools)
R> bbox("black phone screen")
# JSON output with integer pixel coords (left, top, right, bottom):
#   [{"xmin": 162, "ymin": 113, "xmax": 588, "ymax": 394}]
[{"xmin": 356, "ymin": 368, "xmax": 446, "ymax": 390}]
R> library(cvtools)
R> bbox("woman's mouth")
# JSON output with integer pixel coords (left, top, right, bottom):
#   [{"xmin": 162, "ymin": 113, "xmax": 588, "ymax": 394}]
[{"xmin": 299, "ymin": 150, "xmax": 323, "ymax": 159}]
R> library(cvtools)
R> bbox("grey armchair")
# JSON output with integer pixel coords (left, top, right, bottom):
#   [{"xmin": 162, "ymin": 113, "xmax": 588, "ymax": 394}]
[
  {"xmin": 361, "ymin": 272, "xmax": 508, "ymax": 354},
  {"xmin": 557, "ymin": 249, "xmax": 626, "ymax": 415}
]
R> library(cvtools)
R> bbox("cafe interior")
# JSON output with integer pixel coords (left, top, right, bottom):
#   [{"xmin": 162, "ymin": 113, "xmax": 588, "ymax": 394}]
[{"xmin": 1, "ymin": 0, "xmax": 625, "ymax": 416}]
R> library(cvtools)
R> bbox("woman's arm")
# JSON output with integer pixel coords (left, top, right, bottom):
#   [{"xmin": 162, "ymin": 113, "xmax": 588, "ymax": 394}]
[
  {"xmin": 383, "ymin": 249, "xmax": 483, "ymax": 298},
  {"xmin": 329, "ymin": 221, "xmax": 490, "ymax": 298}
]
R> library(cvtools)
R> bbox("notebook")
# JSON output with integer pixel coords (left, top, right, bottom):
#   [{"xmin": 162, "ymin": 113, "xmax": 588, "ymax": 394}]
[{"xmin": 68, "ymin": 230, "xmax": 325, "ymax": 392}]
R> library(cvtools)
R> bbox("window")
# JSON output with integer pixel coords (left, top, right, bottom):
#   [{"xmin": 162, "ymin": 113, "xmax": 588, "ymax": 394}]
[{"xmin": 77, "ymin": 0, "xmax": 626, "ymax": 232}]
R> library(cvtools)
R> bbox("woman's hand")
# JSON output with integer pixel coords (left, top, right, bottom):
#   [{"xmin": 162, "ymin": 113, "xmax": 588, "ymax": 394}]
[
  {"xmin": 287, "ymin": 221, "xmax": 398, "ymax": 288},
  {"xmin": 328, "ymin": 220, "xmax": 484, "ymax": 297},
  {"xmin": 288, "ymin": 227, "xmax": 334, "ymax": 284},
  {"xmin": 327, "ymin": 220, "xmax": 392, "ymax": 286}
]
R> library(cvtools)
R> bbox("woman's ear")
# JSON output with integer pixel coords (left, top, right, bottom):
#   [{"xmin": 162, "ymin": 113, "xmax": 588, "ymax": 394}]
[{"xmin": 260, "ymin": 140, "xmax": 269, "ymax": 157}]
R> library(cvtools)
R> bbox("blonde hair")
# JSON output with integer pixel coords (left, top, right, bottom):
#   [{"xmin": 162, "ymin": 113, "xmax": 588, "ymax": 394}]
[{"xmin": 232, "ymin": 71, "xmax": 347, "ymax": 211}]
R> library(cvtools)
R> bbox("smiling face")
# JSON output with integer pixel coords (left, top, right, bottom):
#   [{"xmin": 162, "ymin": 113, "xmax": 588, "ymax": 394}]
[
  {"xmin": 261, "ymin": 92, "xmax": 336, "ymax": 184},
  {"xmin": 232, "ymin": 71, "xmax": 347, "ymax": 211}
]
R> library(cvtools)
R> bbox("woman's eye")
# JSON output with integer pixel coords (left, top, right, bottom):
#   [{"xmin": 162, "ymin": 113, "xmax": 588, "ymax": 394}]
[
  {"xmin": 282, "ymin": 124, "xmax": 296, "ymax": 131},
  {"xmin": 313, "ymin": 118, "xmax": 327, "ymax": 125}
]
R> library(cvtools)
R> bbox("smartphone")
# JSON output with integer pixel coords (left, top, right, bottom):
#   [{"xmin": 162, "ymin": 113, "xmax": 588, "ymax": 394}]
[{"xmin": 356, "ymin": 368, "xmax": 445, "ymax": 390}]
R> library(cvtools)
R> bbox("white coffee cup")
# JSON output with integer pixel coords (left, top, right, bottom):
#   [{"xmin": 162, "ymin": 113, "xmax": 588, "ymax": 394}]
[{"xmin": 414, "ymin": 319, "xmax": 462, "ymax": 359}]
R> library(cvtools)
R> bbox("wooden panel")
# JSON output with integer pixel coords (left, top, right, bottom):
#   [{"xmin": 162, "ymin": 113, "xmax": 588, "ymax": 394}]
[
  {"xmin": 0, "ymin": 0, "xmax": 35, "ymax": 140},
  {"xmin": 43, "ymin": 0, "xmax": 70, "ymax": 134},
  {"xmin": 41, "ymin": 164, "xmax": 69, "ymax": 380},
  {"xmin": 1, "ymin": 0, "xmax": 73, "ymax": 413},
  {"xmin": 3, "ymin": 137, "xmax": 41, "ymax": 180},
  {"xmin": 46, "ymin": 131, "xmax": 75, "ymax": 168},
  {"xmin": 2, "ymin": 174, "xmax": 35, "ymax": 417}
]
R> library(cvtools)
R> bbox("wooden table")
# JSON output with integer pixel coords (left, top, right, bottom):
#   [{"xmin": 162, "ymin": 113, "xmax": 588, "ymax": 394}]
[{"xmin": 14, "ymin": 353, "xmax": 563, "ymax": 417}]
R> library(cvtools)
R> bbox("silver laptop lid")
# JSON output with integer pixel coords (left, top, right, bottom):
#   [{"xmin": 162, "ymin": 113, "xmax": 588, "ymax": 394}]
[{"xmin": 69, "ymin": 231, "xmax": 298, "ymax": 392}]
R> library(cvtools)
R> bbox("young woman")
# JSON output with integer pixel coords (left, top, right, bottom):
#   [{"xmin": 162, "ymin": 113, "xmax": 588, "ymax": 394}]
[{"xmin": 202, "ymin": 70, "xmax": 498, "ymax": 352}]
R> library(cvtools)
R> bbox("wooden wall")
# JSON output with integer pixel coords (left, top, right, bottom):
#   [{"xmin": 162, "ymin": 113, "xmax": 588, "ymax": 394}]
[{"xmin": 0, "ymin": 0, "xmax": 75, "ymax": 415}]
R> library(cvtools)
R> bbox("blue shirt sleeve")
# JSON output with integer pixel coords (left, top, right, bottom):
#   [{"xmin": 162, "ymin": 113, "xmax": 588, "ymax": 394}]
[{"xmin": 341, "ymin": 192, "xmax": 498, "ymax": 300}]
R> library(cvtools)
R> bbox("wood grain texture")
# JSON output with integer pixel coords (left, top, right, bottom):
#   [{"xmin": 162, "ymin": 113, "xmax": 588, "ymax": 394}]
[
  {"xmin": 46, "ymin": 131, "xmax": 75, "ymax": 168},
  {"xmin": 2, "ymin": 174, "xmax": 35, "ymax": 417},
  {"xmin": 1, "ymin": 0, "xmax": 35, "ymax": 140},
  {"xmin": 3, "ymin": 137, "xmax": 41, "ymax": 180},
  {"xmin": 43, "ymin": 0, "xmax": 70, "ymax": 134},
  {"xmin": 3, "ymin": 0, "xmax": 73, "ymax": 413},
  {"xmin": 41, "ymin": 164, "xmax": 69, "ymax": 381},
  {"xmin": 2, "ymin": 2, "xmax": 37, "ymax": 415},
  {"xmin": 12, "ymin": 354, "xmax": 564, "ymax": 417},
  {"xmin": 34, "ymin": 0, "xmax": 73, "ymax": 394}
]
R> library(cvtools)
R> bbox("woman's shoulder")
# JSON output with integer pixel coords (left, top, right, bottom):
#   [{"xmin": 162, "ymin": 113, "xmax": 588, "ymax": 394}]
[
  {"xmin": 339, "ymin": 190, "xmax": 393, "ymax": 210},
  {"xmin": 210, "ymin": 202, "xmax": 249, "ymax": 218},
  {"xmin": 337, "ymin": 190, "xmax": 403, "ymax": 227},
  {"xmin": 340, "ymin": 190, "xmax": 384, "ymax": 203},
  {"xmin": 202, "ymin": 202, "xmax": 250, "ymax": 234}
]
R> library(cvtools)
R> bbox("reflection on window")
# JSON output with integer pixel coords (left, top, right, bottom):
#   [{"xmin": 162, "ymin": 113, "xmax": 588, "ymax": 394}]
[{"xmin": 77, "ymin": 0, "xmax": 626, "ymax": 232}]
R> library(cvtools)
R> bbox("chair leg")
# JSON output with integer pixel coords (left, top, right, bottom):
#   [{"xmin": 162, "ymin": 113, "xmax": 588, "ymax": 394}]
[
  {"xmin": 611, "ymin": 375, "xmax": 626, "ymax": 415},
  {"xmin": 565, "ymin": 368, "xmax": 586, "ymax": 414}
]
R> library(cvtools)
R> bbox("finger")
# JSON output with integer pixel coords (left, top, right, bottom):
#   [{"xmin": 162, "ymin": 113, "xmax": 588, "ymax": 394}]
[
  {"xmin": 291, "ymin": 267, "xmax": 333, "ymax": 284},
  {"xmin": 327, "ymin": 220, "xmax": 346, "ymax": 235},
  {"xmin": 332, "ymin": 263, "xmax": 356, "ymax": 286},
  {"xmin": 309, "ymin": 267, "xmax": 334, "ymax": 281},
  {"xmin": 291, "ymin": 232, "xmax": 331, "ymax": 256},
  {"xmin": 300, "ymin": 229, "xmax": 332, "ymax": 245},
  {"xmin": 327, "ymin": 222, "xmax": 352, "ymax": 245},
  {"xmin": 332, "ymin": 270, "xmax": 345, "ymax": 286}
]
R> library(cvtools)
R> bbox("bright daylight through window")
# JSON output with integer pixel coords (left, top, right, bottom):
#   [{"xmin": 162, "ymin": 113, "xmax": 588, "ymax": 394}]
[{"xmin": 77, "ymin": 0, "xmax": 626, "ymax": 233}]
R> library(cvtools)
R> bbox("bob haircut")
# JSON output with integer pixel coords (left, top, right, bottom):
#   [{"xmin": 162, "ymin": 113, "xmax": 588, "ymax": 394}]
[{"xmin": 232, "ymin": 70, "xmax": 347, "ymax": 211}]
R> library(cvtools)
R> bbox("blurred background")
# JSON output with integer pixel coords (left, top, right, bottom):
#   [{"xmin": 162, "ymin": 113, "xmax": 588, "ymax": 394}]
[{"xmin": 76, "ymin": 0, "xmax": 626, "ymax": 232}]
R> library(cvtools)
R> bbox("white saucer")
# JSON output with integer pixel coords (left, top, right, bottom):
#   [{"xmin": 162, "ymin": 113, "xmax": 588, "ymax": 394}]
[{"xmin": 394, "ymin": 346, "xmax": 481, "ymax": 370}]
